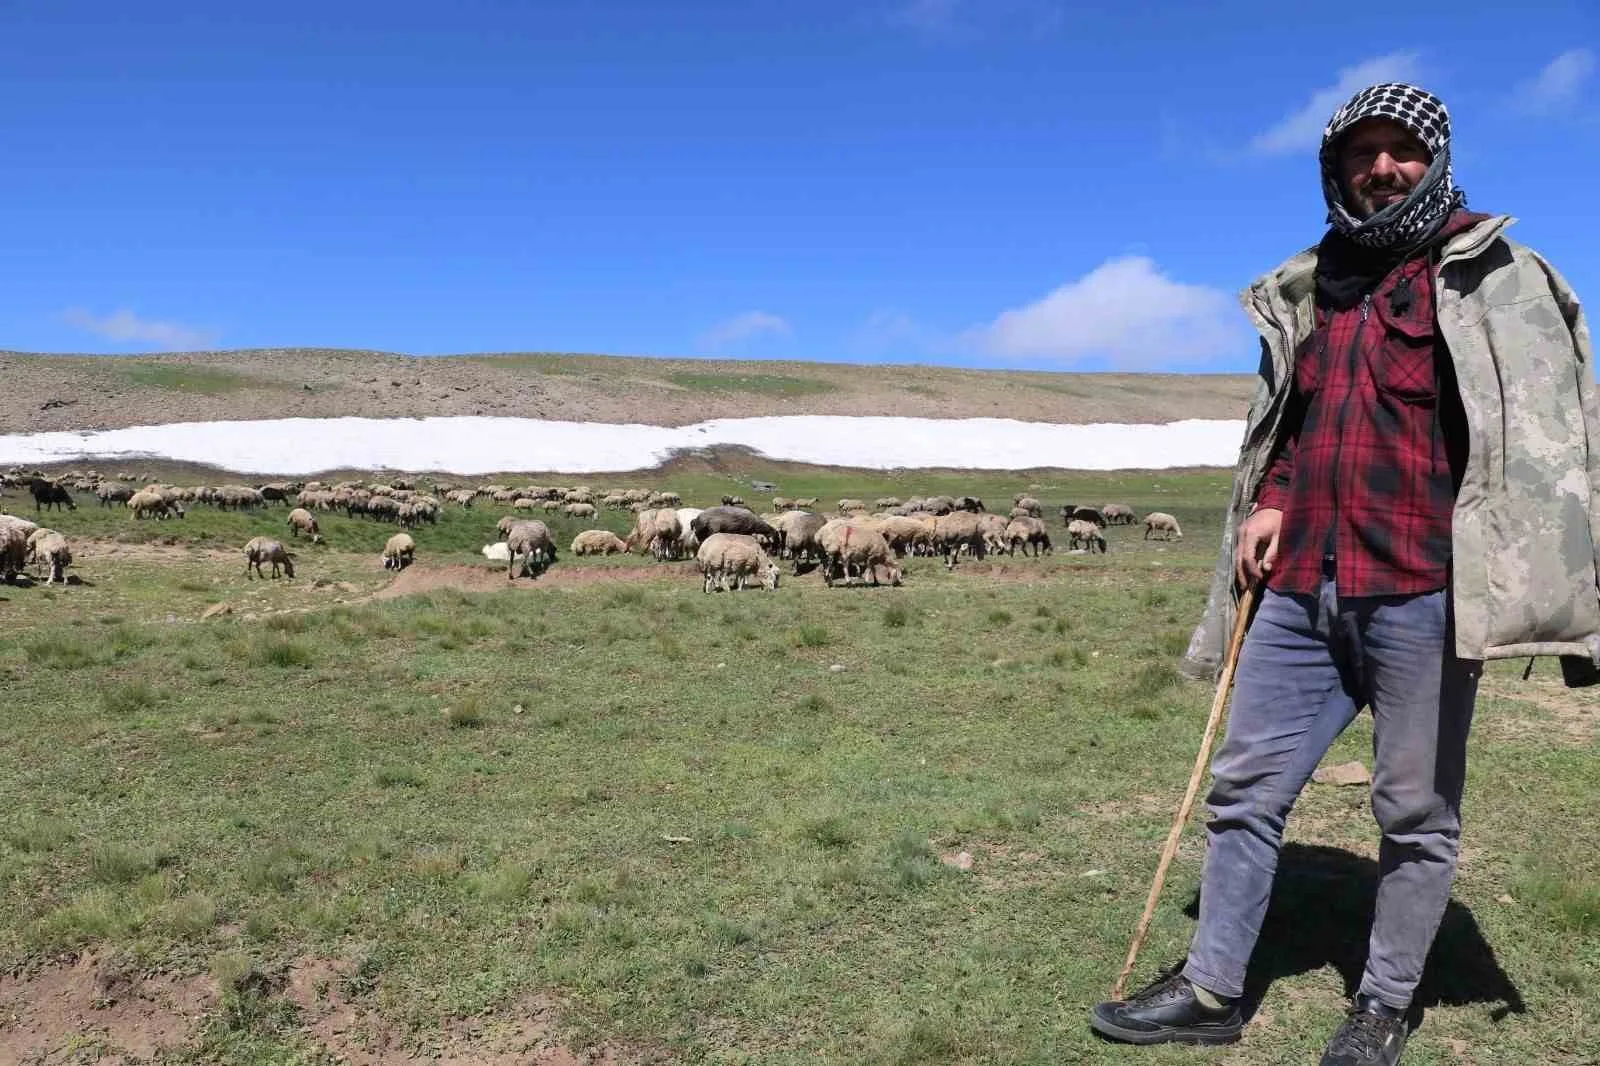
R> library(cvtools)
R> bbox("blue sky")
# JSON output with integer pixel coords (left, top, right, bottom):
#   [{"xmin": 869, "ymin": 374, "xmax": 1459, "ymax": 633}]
[{"xmin": 2, "ymin": 1, "xmax": 1594, "ymax": 372}]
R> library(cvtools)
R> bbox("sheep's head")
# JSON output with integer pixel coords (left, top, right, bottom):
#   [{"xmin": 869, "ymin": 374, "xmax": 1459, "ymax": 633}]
[{"xmin": 281, "ymin": 555, "xmax": 296, "ymax": 578}]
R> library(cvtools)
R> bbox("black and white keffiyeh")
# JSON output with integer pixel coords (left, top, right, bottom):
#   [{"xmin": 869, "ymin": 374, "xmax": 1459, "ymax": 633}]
[{"xmin": 1319, "ymin": 82, "xmax": 1467, "ymax": 251}]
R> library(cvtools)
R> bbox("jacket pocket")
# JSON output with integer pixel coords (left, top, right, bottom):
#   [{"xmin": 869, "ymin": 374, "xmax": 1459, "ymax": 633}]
[{"xmin": 1370, "ymin": 307, "xmax": 1438, "ymax": 402}]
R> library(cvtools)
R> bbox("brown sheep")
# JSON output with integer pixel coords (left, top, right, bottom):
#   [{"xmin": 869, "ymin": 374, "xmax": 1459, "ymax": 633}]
[{"xmin": 243, "ymin": 536, "xmax": 296, "ymax": 579}]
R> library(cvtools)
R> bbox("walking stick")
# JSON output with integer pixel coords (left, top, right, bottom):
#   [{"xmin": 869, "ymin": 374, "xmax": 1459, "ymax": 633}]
[{"xmin": 1111, "ymin": 581, "xmax": 1258, "ymax": 1000}]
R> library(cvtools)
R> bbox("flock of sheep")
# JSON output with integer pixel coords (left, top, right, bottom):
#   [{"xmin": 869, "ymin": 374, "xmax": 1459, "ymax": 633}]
[{"xmin": 0, "ymin": 467, "xmax": 1184, "ymax": 594}]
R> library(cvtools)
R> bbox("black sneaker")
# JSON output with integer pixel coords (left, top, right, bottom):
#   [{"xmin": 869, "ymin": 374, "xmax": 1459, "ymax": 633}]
[
  {"xmin": 1088, "ymin": 970, "xmax": 1243, "ymax": 1046},
  {"xmin": 1320, "ymin": 995, "xmax": 1409, "ymax": 1065}
]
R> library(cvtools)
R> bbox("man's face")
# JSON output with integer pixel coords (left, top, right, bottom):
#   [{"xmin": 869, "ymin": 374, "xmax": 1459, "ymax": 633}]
[{"xmin": 1337, "ymin": 118, "xmax": 1431, "ymax": 219}]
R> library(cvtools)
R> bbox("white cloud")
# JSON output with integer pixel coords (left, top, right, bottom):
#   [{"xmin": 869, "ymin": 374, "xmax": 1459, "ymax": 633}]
[
  {"xmin": 848, "ymin": 308, "xmax": 929, "ymax": 356},
  {"xmin": 1249, "ymin": 51, "xmax": 1423, "ymax": 155},
  {"xmin": 960, "ymin": 256, "xmax": 1242, "ymax": 368},
  {"xmin": 61, "ymin": 307, "xmax": 218, "ymax": 350},
  {"xmin": 698, "ymin": 310, "xmax": 793, "ymax": 352},
  {"xmin": 1508, "ymin": 48, "xmax": 1595, "ymax": 115}
]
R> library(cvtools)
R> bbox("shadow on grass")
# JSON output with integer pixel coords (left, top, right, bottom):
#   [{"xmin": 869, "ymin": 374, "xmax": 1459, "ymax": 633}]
[{"xmin": 1185, "ymin": 843, "xmax": 1526, "ymax": 1022}]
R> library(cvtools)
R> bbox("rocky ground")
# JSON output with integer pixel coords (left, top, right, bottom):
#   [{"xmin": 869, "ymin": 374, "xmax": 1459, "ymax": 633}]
[{"xmin": 0, "ymin": 348, "xmax": 1256, "ymax": 433}]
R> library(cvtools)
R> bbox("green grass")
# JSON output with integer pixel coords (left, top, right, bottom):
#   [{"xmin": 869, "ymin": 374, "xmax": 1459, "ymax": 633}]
[
  {"xmin": 120, "ymin": 364, "xmax": 261, "ymax": 394},
  {"xmin": 0, "ymin": 468, "xmax": 1593, "ymax": 1063}
]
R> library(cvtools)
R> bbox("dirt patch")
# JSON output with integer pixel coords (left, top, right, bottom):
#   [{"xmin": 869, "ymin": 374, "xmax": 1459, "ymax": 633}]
[
  {"xmin": 0, "ymin": 952, "xmax": 213, "ymax": 1064},
  {"xmin": 371, "ymin": 562, "xmax": 689, "ymax": 600},
  {"xmin": 1478, "ymin": 673, "xmax": 1597, "ymax": 744},
  {"xmin": 0, "ymin": 954, "xmax": 636, "ymax": 1065},
  {"xmin": 283, "ymin": 957, "xmax": 628, "ymax": 1065}
]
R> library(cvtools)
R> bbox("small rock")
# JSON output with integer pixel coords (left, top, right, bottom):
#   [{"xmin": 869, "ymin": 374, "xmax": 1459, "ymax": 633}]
[
  {"xmin": 201, "ymin": 602, "xmax": 232, "ymax": 620},
  {"xmin": 1312, "ymin": 761, "xmax": 1371, "ymax": 787},
  {"xmin": 1083, "ymin": 869, "xmax": 1107, "ymax": 878},
  {"xmin": 511, "ymin": 704, "xmax": 525, "ymax": 715},
  {"xmin": 941, "ymin": 850, "xmax": 974, "ymax": 872},
  {"xmin": 1496, "ymin": 893, "xmax": 1516, "ymax": 905},
  {"xmin": 828, "ymin": 663, "xmax": 847, "ymax": 673}
]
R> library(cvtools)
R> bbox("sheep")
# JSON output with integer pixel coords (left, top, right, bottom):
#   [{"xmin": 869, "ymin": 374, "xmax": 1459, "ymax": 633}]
[
  {"xmin": 564, "ymin": 502, "xmax": 597, "ymax": 519},
  {"xmin": 695, "ymin": 533, "xmax": 780, "ymax": 593},
  {"xmin": 791, "ymin": 497, "xmax": 818, "ymax": 510},
  {"xmin": 27, "ymin": 478, "xmax": 76, "ymax": 513},
  {"xmin": 571, "ymin": 529, "xmax": 628, "ymax": 556},
  {"xmin": 496, "ymin": 514, "xmax": 522, "ymax": 538},
  {"xmin": 285, "ymin": 507, "xmax": 322, "ymax": 543},
  {"xmin": 873, "ymin": 496, "xmax": 902, "ymax": 510},
  {"xmin": 128, "ymin": 490, "xmax": 182, "ymax": 520},
  {"xmin": 446, "ymin": 489, "xmax": 477, "ymax": 507},
  {"xmin": 837, "ymin": 498, "xmax": 866, "ymax": 514},
  {"xmin": 481, "ymin": 541, "xmax": 512, "ymax": 563},
  {"xmin": 720, "ymin": 494, "xmax": 745, "ymax": 507},
  {"xmin": 381, "ymin": 532, "xmax": 416, "ymax": 571},
  {"xmin": 933, "ymin": 511, "xmax": 987, "ymax": 569},
  {"xmin": 0, "ymin": 521, "xmax": 28, "ymax": 583},
  {"xmin": 513, "ymin": 497, "xmax": 540, "ymax": 511},
  {"xmin": 243, "ymin": 536, "xmax": 296, "ymax": 579},
  {"xmin": 771, "ymin": 496, "xmax": 793, "ymax": 511},
  {"xmin": 978, "ymin": 512, "xmax": 1011, "ymax": 554},
  {"xmin": 1103, "ymin": 503, "xmax": 1137, "ymax": 525},
  {"xmin": 880, "ymin": 515, "xmax": 934, "ymax": 558},
  {"xmin": 674, "ymin": 507, "xmax": 705, "ymax": 550},
  {"xmin": 97, "ymin": 482, "xmax": 135, "ymax": 507},
  {"xmin": 1144, "ymin": 512, "xmax": 1183, "ymax": 540},
  {"xmin": 816, "ymin": 520, "xmax": 902, "ymax": 587},
  {"xmin": 1003, "ymin": 516, "xmax": 1051, "ymax": 557},
  {"xmin": 691, "ymin": 506, "xmax": 778, "ymax": 550},
  {"xmin": 1014, "ymin": 496, "xmax": 1043, "ymax": 517},
  {"xmin": 506, "ymin": 520, "xmax": 557, "ymax": 580},
  {"xmin": 29, "ymin": 530, "xmax": 72, "ymax": 584},
  {"xmin": 1067, "ymin": 519, "xmax": 1107, "ymax": 553}
]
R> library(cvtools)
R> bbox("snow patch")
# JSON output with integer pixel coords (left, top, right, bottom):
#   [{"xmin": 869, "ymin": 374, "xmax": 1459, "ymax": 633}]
[{"xmin": 0, "ymin": 416, "xmax": 1247, "ymax": 474}]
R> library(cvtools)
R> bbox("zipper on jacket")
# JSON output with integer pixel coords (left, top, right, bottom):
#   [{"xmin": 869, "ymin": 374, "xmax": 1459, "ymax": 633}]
[{"xmin": 1324, "ymin": 292, "xmax": 1372, "ymax": 562}]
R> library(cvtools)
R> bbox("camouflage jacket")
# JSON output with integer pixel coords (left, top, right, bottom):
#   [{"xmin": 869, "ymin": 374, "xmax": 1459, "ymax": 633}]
[{"xmin": 1183, "ymin": 215, "xmax": 1600, "ymax": 686}]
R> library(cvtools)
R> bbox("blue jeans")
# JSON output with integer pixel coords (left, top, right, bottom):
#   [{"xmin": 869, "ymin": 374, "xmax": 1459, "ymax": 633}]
[{"xmin": 1183, "ymin": 567, "xmax": 1480, "ymax": 1010}]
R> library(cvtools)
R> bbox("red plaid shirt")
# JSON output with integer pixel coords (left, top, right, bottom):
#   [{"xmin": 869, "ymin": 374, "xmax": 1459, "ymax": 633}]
[{"xmin": 1254, "ymin": 212, "xmax": 1482, "ymax": 597}]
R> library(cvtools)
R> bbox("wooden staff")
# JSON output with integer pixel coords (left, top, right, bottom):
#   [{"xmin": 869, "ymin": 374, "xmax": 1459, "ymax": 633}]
[{"xmin": 1112, "ymin": 582, "xmax": 1258, "ymax": 1000}]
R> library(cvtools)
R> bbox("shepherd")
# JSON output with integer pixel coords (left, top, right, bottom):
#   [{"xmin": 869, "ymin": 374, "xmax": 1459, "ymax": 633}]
[{"xmin": 1093, "ymin": 83, "xmax": 1600, "ymax": 1065}]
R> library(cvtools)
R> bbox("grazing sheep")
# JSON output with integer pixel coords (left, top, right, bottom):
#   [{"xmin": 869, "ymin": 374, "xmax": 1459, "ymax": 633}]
[
  {"xmin": 97, "ymin": 482, "xmax": 135, "ymax": 507},
  {"xmin": 1014, "ymin": 496, "xmax": 1043, "ymax": 517},
  {"xmin": 691, "ymin": 506, "xmax": 778, "ymax": 549},
  {"xmin": 1003, "ymin": 516, "xmax": 1052, "ymax": 557},
  {"xmin": 481, "ymin": 541, "xmax": 512, "ymax": 563},
  {"xmin": 791, "ymin": 497, "xmax": 818, "ymax": 510},
  {"xmin": 381, "ymin": 533, "xmax": 416, "ymax": 571},
  {"xmin": 674, "ymin": 507, "xmax": 705, "ymax": 550},
  {"xmin": 720, "ymin": 494, "xmax": 745, "ymax": 507},
  {"xmin": 1103, "ymin": 503, "xmax": 1137, "ymax": 525},
  {"xmin": 128, "ymin": 490, "xmax": 182, "ymax": 520},
  {"xmin": 285, "ymin": 507, "xmax": 322, "ymax": 542},
  {"xmin": 696, "ymin": 533, "xmax": 780, "ymax": 593},
  {"xmin": 774, "ymin": 510, "xmax": 827, "ymax": 572},
  {"xmin": 1144, "ymin": 512, "xmax": 1183, "ymax": 540},
  {"xmin": 934, "ymin": 511, "xmax": 986, "ymax": 569},
  {"xmin": 30, "ymin": 530, "xmax": 72, "ymax": 584},
  {"xmin": 837, "ymin": 498, "xmax": 866, "ymax": 514},
  {"xmin": 564, "ymin": 502, "xmax": 597, "ymax": 519},
  {"xmin": 1067, "ymin": 519, "xmax": 1107, "ymax": 553},
  {"xmin": 243, "ymin": 536, "xmax": 296, "ymax": 579},
  {"xmin": 1068, "ymin": 506, "xmax": 1108, "ymax": 528},
  {"xmin": 817, "ymin": 520, "xmax": 902, "ymax": 587},
  {"xmin": 0, "ymin": 521, "xmax": 28, "ymax": 583},
  {"xmin": 873, "ymin": 496, "xmax": 902, "ymax": 509},
  {"xmin": 571, "ymin": 529, "xmax": 628, "ymax": 556},
  {"xmin": 771, "ymin": 496, "xmax": 793, "ymax": 511},
  {"xmin": 27, "ymin": 478, "xmax": 76, "ymax": 513},
  {"xmin": 506, "ymin": 520, "xmax": 557, "ymax": 580}
]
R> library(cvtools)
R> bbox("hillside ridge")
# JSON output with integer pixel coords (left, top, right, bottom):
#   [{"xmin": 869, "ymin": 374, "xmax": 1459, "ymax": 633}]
[{"xmin": 0, "ymin": 348, "xmax": 1256, "ymax": 434}]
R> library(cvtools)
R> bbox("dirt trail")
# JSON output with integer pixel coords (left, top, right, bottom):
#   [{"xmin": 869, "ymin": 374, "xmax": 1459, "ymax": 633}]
[{"xmin": 372, "ymin": 562, "xmax": 691, "ymax": 599}]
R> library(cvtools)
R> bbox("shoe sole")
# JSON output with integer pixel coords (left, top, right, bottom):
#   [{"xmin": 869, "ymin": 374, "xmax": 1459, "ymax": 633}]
[{"xmin": 1088, "ymin": 1013, "xmax": 1242, "ymax": 1047}]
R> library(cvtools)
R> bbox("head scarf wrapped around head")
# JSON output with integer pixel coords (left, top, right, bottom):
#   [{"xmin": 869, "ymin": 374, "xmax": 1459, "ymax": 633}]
[{"xmin": 1319, "ymin": 82, "xmax": 1466, "ymax": 251}]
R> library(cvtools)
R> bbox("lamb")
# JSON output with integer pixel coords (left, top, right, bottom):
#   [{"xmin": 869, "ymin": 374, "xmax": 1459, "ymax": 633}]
[
  {"xmin": 571, "ymin": 529, "xmax": 628, "ymax": 556},
  {"xmin": 381, "ymin": 532, "xmax": 416, "ymax": 571},
  {"xmin": 563, "ymin": 502, "xmax": 597, "ymax": 519},
  {"xmin": 695, "ymin": 532, "xmax": 780, "ymax": 593},
  {"xmin": 481, "ymin": 541, "xmax": 512, "ymax": 563},
  {"xmin": 30, "ymin": 530, "xmax": 72, "ymax": 584},
  {"xmin": 1144, "ymin": 512, "xmax": 1183, "ymax": 540},
  {"xmin": 506, "ymin": 520, "xmax": 557, "ymax": 580},
  {"xmin": 285, "ymin": 507, "xmax": 322, "ymax": 543},
  {"xmin": 243, "ymin": 536, "xmax": 296, "ymax": 579},
  {"xmin": 1103, "ymin": 503, "xmax": 1137, "ymax": 525},
  {"xmin": 1067, "ymin": 519, "xmax": 1107, "ymax": 553}
]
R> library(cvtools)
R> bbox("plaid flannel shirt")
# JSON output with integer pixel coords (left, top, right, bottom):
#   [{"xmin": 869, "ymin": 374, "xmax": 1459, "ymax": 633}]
[{"xmin": 1254, "ymin": 213, "xmax": 1480, "ymax": 597}]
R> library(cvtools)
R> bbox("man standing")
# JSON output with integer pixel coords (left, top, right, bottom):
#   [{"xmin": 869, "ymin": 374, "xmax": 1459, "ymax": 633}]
[{"xmin": 1091, "ymin": 84, "xmax": 1600, "ymax": 1065}]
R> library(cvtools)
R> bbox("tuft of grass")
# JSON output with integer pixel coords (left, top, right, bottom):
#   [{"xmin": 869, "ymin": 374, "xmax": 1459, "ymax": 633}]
[
  {"xmin": 794, "ymin": 624, "xmax": 831, "ymax": 648},
  {"xmin": 605, "ymin": 585, "xmax": 648, "ymax": 608},
  {"xmin": 4, "ymin": 816, "xmax": 75, "ymax": 853},
  {"xmin": 162, "ymin": 893, "xmax": 219, "ymax": 935},
  {"xmin": 87, "ymin": 843, "xmax": 165, "ymax": 885},
  {"xmin": 1515, "ymin": 864, "xmax": 1600, "ymax": 931},
  {"xmin": 264, "ymin": 612, "xmax": 308, "ymax": 633},
  {"xmin": 469, "ymin": 863, "xmax": 533, "ymax": 904},
  {"xmin": 881, "ymin": 830, "xmax": 944, "ymax": 893},
  {"xmin": 803, "ymin": 815, "xmax": 856, "ymax": 850},
  {"xmin": 444, "ymin": 698, "xmax": 486, "ymax": 729},
  {"xmin": 250, "ymin": 638, "xmax": 316, "ymax": 669},
  {"xmin": 100, "ymin": 677, "xmax": 161, "ymax": 715},
  {"xmin": 242, "ymin": 847, "xmax": 308, "ymax": 893},
  {"xmin": 882, "ymin": 603, "xmax": 910, "ymax": 628},
  {"xmin": 23, "ymin": 633, "xmax": 104, "ymax": 669},
  {"xmin": 987, "ymin": 608, "xmax": 1013, "ymax": 627},
  {"xmin": 375, "ymin": 765, "xmax": 425, "ymax": 788},
  {"xmin": 705, "ymin": 913, "xmax": 757, "ymax": 948},
  {"xmin": 796, "ymin": 694, "xmax": 830, "ymax": 714},
  {"xmin": 122, "ymin": 364, "xmax": 256, "ymax": 393}
]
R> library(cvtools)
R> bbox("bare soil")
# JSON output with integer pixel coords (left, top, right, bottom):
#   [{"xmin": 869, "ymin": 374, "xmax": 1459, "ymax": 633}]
[
  {"xmin": 0, "ymin": 953, "xmax": 632, "ymax": 1065},
  {"xmin": 0, "ymin": 349, "xmax": 1256, "ymax": 434}
]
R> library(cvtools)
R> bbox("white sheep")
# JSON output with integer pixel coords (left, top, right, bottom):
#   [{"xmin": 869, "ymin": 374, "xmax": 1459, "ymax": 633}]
[
  {"xmin": 506, "ymin": 520, "xmax": 557, "ymax": 580},
  {"xmin": 481, "ymin": 541, "xmax": 512, "ymax": 563},
  {"xmin": 1143, "ymin": 512, "xmax": 1183, "ymax": 541},
  {"xmin": 696, "ymin": 532, "xmax": 780, "ymax": 593},
  {"xmin": 381, "ymin": 532, "xmax": 416, "ymax": 571},
  {"xmin": 30, "ymin": 530, "xmax": 72, "ymax": 584},
  {"xmin": 571, "ymin": 529, "xmax": 628, "ymax": 556},
  {"xmin": 286, "ymin": 507, "xmax": 322, "ymax": 543}
]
